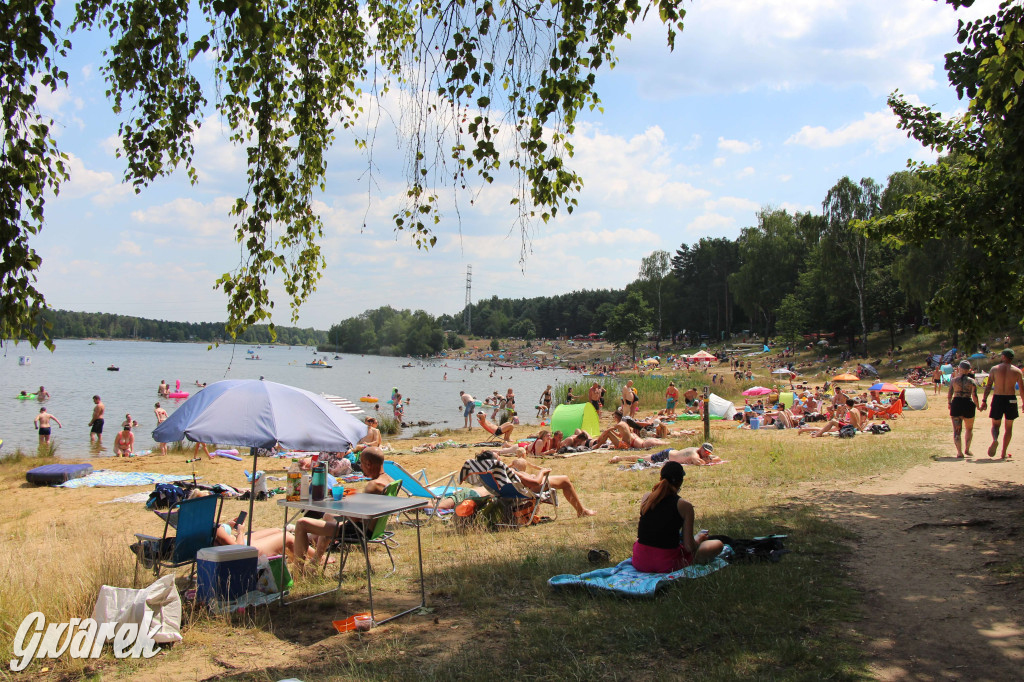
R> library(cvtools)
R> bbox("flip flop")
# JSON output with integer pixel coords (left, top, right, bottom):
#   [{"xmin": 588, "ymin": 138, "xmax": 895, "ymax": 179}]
[{"xmin": 988, "ymin": 442, "xmax": 998, "ymax": 457}]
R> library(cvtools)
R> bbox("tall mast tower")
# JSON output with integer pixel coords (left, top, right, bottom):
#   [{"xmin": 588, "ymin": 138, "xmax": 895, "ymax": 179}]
[{"xmin": 464, "ymin": 265, "xmax": 472, "ymax": 333}]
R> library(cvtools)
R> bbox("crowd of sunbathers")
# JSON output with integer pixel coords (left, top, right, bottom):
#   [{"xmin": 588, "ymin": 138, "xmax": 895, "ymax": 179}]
[{"xmin": 733, "ymin": 384, "xmax": 902, "ymax": 436}]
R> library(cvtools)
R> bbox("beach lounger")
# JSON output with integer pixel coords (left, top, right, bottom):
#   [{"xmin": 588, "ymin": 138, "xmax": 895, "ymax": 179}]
[
  {"xmin": 459, "ymin": 455, "xmax": 557, "ymax": 529},
  {"xmin": 382, "ymin": 460, "xmax": 458, "ymax": 524},
  {"xmin": 323, "ymin": 480, "xmax": 404, "ymax": 577},
  {"xmin": 132, "ymin": 493, "xmax": 222, "ymax": 587}
]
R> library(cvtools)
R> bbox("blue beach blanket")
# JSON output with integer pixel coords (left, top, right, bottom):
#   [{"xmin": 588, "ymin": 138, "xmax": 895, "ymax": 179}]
[
  {"xmin": 549, "ymin": 557, "xmax": 729, "ymax": 597},
  {"xmin": 57, "ymin": 470, "xmax": 194, "ymax": 489}
]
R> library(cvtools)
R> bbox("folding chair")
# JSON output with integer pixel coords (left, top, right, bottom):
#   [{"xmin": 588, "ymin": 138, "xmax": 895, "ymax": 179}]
[
  {"xmin": 460, "ymin": 455, "xmax": 557, "ymax": 529},
  {"xmin": 323, "ymin": 480, "xmax": 404, "ymax": 577},
  {"xmin": 132, "ymin": 493, "xmax": 222, "ymax": 587},
  {"xmin": 382, "ymin": 460, "xmax": 458, "ymax": 524}
]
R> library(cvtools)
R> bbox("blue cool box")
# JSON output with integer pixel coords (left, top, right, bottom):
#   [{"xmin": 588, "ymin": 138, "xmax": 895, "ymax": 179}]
[{"xmin": 196, "ymin": 545, "xmax": 258, "ymax": 601}]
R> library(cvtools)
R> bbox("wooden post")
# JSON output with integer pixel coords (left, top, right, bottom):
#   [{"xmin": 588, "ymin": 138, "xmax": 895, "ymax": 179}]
[{"xmin": 703, "ymin": 385, "xmax": 711, "ymax": 441}]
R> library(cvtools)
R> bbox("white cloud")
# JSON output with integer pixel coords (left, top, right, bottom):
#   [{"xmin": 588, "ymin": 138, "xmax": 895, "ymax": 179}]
[
  {"xmin": 717, "ymin": 137, "xmax": 761, "ymax": 154},
  {"xmin": 131, "ymin": 196, "xmax": 237, "ymax": 238},
  {"xmin": 736, "ymin": 166, "xmax": 755, "ymax": 179},
  {"xmin": 619, "ymin": 0, "xmax": 1004, "ymax": 97},
  {"xmin": 785, "ymin": 109, "xmax": 912, "ymax": 152},
  {"xmin": 57, "ymin": 154, "xmax": 133, "ymax": 205},
  {"xmin": 687, "ymin": 213, "xmax": 735, "ymax": 235},
  {"xmin": 705, "ymin": 196, "xmax": 760, "ymax": 214},
  {"xmin": 712, "ymin": 157, "xmax": 726, "ymax": 168},
  {"xmin": 778, "ymin": 174, "xmax": 792, "ymax": 182},
  {"xmin": 114, "ymin": 240, "xmax": 142, "ymax": 256}
]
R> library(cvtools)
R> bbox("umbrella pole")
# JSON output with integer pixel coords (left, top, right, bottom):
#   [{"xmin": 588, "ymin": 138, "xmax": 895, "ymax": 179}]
[{"xmin": 246, "ymin": 449, "xmax": 257, "ymax": 545}]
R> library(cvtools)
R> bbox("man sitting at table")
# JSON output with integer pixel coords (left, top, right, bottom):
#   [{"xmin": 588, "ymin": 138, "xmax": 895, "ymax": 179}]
[{"xmin": 291, "ymin": 446, "xmax": 392, "ymax": 573}]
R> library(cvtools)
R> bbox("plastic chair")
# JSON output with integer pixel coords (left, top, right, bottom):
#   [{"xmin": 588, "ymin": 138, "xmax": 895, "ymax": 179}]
[
  {"xmin": 323, "ymin": 480, "xmax": 404, "ymax": 577},
  {"xmin": 381, "ymin": 460, "xmax": 458, "ymax": 524},
  {"xmin": 132, "ymin": 493, "xmax": 222, "ymax": 587}
]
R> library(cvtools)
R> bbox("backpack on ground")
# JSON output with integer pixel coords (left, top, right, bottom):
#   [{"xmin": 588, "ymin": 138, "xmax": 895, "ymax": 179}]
[{"xmin": 838, "ymin": 424, "xmax": 858, "ymax": 438}]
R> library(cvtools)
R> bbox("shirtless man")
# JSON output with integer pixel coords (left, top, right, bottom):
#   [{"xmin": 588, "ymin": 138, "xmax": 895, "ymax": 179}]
[
  {"xmin": 609, "ymin": 442, "xmax": 719, "ymax": 465},
  {"xmin": 352, "ymin": 416, "xmax": 382, "ymax": 453},
  {"xmin": 158, "ymin": 380, "xmax": 169, "ymax": 397},
  {"xmin": 37, "ymin": 386, "xmax": 50, "ymax": 402},
  {"xmin": 154, "ymin": 402, "xmax": 169, "ymax": 455},
  {"xmin": 460, "ymin": 391, "xmax": 475, "ymax": 429},
  {"xmin": 682, "ymin": 387, "xmax": 699, "ymax": 408},
  {"xmin": 113, "ymin": 425, "xmax": 135, "ymax": 456},
  {"xmin": 89, "ymin": 395, "xmax": 105, "ymax": 444},
  {"xmin": 292, "ymin": 447, "xmax": 392, "ymax": 571},
  {"xmin": 947, "ymin": 361, "xmax": 979, "ymax": 458},
  {"xmin": 34, "ymin": 407, "xmax": 62, "ymax": 444},
  {"xmin": 932, "ymin": 365, "xmax": 942, "ymax": 395},
  {"xmin": 980, "ymin": 349, "xmax": 1024, "ymax": 459},
  {"xmin": 621, "ymin": 380, "xmax": 637, "ymax": 418},
  {"xmin": 477, "ymin": 411, "xmax": 515, "ymax": 443},
  {"xmin": 588, "ymin": 382, "xmax": 603, "ymax": 418}
]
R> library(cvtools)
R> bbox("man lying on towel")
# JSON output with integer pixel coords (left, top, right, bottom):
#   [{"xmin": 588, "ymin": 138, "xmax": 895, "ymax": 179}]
[{"xmin": 609, "ymin": 442, "xmax": 720, "ymax": 465}]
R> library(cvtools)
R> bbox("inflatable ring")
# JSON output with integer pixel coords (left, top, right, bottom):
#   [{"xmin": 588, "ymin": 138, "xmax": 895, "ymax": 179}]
[
  {"xmin": 16, "ymin": 394, "xmax": 38, "ymax": 400},
  {"xmin": 360, "ymin": 396, "xmax": 378, "ymax": 403},
  {"xmin": 168, "ymin": 392, "xmax": 190, "ymax": 399}
]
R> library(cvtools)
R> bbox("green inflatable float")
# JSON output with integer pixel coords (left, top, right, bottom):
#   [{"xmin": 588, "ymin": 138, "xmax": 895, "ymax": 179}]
[{"xmin": 549, "ymin": 402, "xmax": 600, "ymax": 437}]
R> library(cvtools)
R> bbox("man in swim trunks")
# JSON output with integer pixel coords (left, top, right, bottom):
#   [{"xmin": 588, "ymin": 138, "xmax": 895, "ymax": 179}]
[
  {"xmin": 34, "ymin": 407, "xmax": 62, "ymax": 444},
  {"xmin": 154, "ymin": 402, "xmax": 169, "ymax": 455},
  {"xmin": 980, "ymin": 349, "xmax": 1024, "ymax": 459},
  {"xmin": 621, "ymin": 380, "xmax": 636, "ymax": 416},
  {"xmin": 89, "ymin": 395, "xmax": 105, "ymax": 444},
  {"xmin": 37, "ymin": 386, "xmax": 50, "ymax": 401},
  {"xmin": 460, "ymin": 391, "xmax": 475, "ymax": 430},
  {"xmin": 948, "ymin": 360, "xmax": 979, "ymax": 458},
  {"xmin": 588, "ymin": 382, "xmax": 603, "ymax": 418},
  {"xmin": 932, "ymin": 365, "xmax": 942, "ymax": 395},
  {"xmin": 683, "ymin": 387, "xmax": 698, "ymax": 407},
  {"xmin": 610, "ymin": 442, "xmax": 719, "ymax": 466}
]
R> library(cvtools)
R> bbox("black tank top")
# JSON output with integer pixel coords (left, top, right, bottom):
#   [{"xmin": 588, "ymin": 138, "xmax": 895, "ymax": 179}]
[{"xmin": 637, "ymin": 493, "xmax": 683, "ymax": 549}]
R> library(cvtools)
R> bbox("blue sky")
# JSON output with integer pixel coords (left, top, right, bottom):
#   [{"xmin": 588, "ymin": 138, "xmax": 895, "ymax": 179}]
[{"xmin": 33, "ymin": 0, "xmax": 998, "ymax": 330}]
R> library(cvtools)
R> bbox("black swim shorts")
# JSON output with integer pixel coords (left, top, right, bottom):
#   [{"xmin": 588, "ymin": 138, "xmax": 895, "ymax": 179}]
[
  {"xmin": 989, "ymin": 395, "xmax": 1019, "ymax": 421},
  {"xmin": 590, "ymin": 399, "xmax": 600, "ymax": 411},
  {"xmin": 91, "ymin": 418, "xmax": 104, "ymax": 434},
  {"xmin": 949, "ymin": 396, "xmax": 976, "ymax": 419},
  {"xmin": 38, "ymin": 427, "xmax": 51, "ymax": 436}
]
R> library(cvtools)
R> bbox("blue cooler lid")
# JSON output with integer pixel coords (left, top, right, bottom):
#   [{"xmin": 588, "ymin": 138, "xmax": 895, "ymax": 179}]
[{"xmin": 197, "ymin": 545, "xmax": 259, "ymax": 562}]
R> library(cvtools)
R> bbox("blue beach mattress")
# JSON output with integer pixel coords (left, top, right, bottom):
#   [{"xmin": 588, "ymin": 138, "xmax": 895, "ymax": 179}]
[{"xmin": 26, "ymin": 463, "xmax": 94, "ymax": 485}]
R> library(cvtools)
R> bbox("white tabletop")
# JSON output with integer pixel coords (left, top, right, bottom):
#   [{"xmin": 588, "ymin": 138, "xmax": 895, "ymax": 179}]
[{"xmin": 277, "ymin": 493, "xmax": 427, "ymax": 520}]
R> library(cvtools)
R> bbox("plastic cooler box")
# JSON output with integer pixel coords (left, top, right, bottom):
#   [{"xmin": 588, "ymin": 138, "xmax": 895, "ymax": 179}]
[{"xmin": 196, "ymin": 545, "xmax": 258, "ymax": 601}]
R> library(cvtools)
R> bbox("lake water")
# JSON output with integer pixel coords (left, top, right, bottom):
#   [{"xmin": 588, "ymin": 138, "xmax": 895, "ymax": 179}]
[{"xmin": 1, "ymin": 340, "xmax": 577, "ymax": 457}]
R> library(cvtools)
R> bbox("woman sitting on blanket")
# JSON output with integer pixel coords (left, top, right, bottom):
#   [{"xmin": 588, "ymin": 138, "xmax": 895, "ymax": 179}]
[
  {"xmin": 476, "ymin": 410, "xmax": 515, "ymax": 443},
  {"xmin": 632, "ymin": 461, "xmax": 723, "ymax": 572}
]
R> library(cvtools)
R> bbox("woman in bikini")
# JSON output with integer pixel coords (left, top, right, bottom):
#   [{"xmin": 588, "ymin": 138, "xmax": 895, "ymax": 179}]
[{"xmin": 948, "ymin": 360, "xmax": 979, "ymax": 458}]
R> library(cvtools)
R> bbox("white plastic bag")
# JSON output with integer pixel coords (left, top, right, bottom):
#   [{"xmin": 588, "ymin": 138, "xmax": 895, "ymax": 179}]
[{"xmin": 92, "ymin": 574, "xmax": 182, "ymax": 644}]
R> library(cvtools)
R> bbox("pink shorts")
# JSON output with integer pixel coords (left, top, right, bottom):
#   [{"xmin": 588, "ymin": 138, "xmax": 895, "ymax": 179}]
[{"xmin": 632, "ymin": 541, "xmax": 694, "ymax": 573}]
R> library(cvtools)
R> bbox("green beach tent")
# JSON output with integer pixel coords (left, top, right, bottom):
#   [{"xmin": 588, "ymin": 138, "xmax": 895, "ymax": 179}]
[
  {"xmin": 778, "ymin": 391, "xmax": 795, "ymax": 408},
  {"xmin": 550, "ymin": 403, "xmax": 600, "ymax": 436}
]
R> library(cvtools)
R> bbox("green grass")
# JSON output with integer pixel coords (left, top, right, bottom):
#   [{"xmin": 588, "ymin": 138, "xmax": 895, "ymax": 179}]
[{"xmin": 377, "ymin": 415, "xmax": 401, "ymax": 435}]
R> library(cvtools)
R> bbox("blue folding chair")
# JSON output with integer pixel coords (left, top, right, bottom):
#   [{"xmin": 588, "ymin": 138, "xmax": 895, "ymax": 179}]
[
  {"xmin": 382, "ymin": 460, "xmax": 459, "ymax": 524},
  {"xmin": 467, "ymin": 470, "xmax": 557, "ymax": 529},
  {"xmin": 132, "ymin": 493, "xmax": 222, "ymax": 586}
]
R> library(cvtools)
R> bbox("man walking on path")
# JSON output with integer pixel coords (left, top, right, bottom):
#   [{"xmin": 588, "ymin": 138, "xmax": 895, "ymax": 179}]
[{"xmin": 980, "ymin": 349, "xmax": 1024, "ymax": 459}]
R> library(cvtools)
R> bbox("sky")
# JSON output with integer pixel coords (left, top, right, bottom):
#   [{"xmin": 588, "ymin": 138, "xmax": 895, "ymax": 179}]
[{"xmin": 32, "ymin": 0, "xmax": 1000, "ymax": 330}]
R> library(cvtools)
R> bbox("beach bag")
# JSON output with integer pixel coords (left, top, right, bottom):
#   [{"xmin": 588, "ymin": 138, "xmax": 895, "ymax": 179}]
[
  {"xmin": 868, "ymin": 423, "xmax": 891, "ymax": 435},
  {"xmin": 709, "ymin": 535, "xmax": 789, "ymax": 563},
  {"xmin": 93, "ymin": 574, "xmax": 182, "ymax": 645},
  {"xmin": 145, "ymin": 483, "xmax": 187, "ymax": 510},
  {"xmin": 838, "ymin": 425, "xmax": 857, "ymax": 438}
]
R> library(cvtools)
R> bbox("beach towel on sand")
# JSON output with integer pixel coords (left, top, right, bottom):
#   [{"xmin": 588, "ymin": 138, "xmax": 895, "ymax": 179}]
[
  {"xmin": 549, "ymin": 556, "xmax": 728, "ymax": 597},
  {"xmin": 58, "ymin": 471, "xmax": 194, "ymax": 489}
]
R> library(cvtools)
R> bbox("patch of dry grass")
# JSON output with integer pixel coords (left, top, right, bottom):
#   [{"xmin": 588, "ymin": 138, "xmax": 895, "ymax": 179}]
[{"xmin": 0, "ymin": 390, "xmax": 951, "ymax": 679}]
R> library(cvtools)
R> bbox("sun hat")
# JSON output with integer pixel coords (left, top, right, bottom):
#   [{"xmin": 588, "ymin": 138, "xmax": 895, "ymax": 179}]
[{"xmin": 701, "ymin": 442, "xmax": 714, "ymax": 453}]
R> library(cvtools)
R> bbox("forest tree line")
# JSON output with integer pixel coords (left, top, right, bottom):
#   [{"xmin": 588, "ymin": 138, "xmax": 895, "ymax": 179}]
[{"xmin": 20, "ymin": 310, "xmax": 328, "ymax": 346}]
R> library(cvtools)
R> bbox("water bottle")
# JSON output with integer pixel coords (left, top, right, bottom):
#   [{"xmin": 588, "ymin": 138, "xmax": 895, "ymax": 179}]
[{"xmin": 311, "ymin": 461, "xmax": 327, "ymax": 502}]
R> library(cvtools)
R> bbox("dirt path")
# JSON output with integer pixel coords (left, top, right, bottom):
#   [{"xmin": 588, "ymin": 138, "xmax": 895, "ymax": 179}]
[{"xmin": 811, "ymin": 438, "xmax": 1024, "ymax": 680}]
